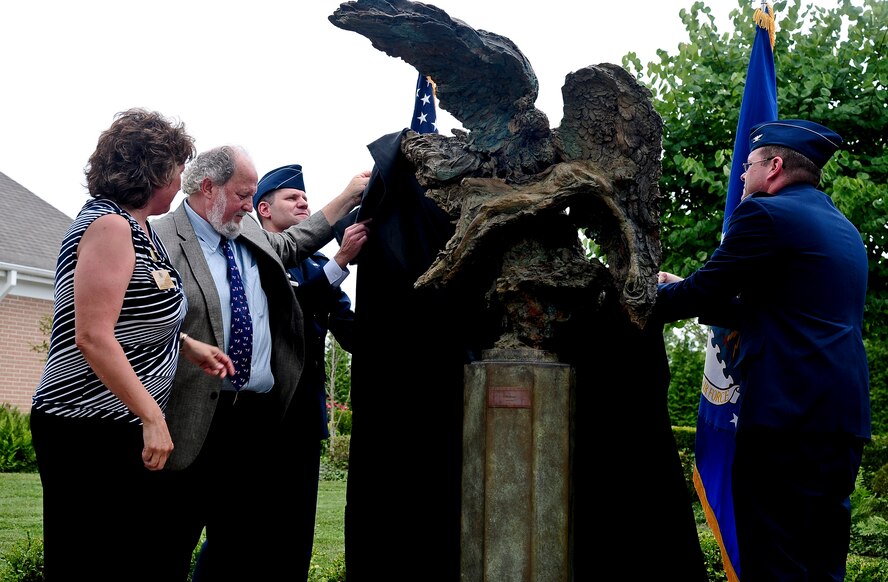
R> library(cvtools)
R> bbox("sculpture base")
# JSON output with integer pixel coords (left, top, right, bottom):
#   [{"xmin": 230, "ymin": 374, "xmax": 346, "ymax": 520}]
[{"xmin": 461, "ymin": 348, "xmax": 573, "ymax": 581}]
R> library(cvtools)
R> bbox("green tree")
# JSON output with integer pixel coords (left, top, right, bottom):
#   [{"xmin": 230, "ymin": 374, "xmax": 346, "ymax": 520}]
[
  {"xmin": 665, "ymin": 322, "xmax": 708, "ymax": 427},
  {"xmin": 324, "ymin": 334, "xmax": 352, "ymax": 438},
  {"xmin": 30, "ymin": 315, "xmax": 52, "ymax": 362},
  {"xmin": 623, "ymin": 0, "xmax": 887, "ymax": 431}
]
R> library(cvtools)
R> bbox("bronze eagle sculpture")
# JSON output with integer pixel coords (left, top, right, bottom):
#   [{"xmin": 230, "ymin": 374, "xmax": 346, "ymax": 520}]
[{"xmin": 330, "ymin": 0, "xmax": 663, "ymax": 351}]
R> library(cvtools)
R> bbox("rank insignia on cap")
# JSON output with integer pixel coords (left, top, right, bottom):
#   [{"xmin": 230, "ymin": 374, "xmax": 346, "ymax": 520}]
[
  {"xmin": 254, "ymin": 164, "xmax": 305, "ymax": 208},
  {"xmin": 748, "ymin": 119, "xmax": 842, "ymax": 169}
]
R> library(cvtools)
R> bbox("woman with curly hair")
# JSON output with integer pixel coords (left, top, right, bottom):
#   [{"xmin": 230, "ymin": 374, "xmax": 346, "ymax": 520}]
[{"xmin": 30, "ymin": 108, "xmax": 234, "ymax": 579}]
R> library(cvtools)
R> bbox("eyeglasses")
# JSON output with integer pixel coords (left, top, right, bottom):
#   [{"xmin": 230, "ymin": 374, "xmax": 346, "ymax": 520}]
[{"xmin": 742, "ymin": 156, "xmax": 776, "ymax": 172}]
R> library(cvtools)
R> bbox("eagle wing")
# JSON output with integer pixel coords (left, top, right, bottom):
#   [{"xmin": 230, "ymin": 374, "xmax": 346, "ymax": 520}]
[{"xmin": 329, "ymin": 0, "xmax": 540, "ymax": 151}]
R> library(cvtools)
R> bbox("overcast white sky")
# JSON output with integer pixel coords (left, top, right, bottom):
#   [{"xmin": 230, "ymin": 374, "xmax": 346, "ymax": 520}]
[{"xmin": 0, "ymin": 0, "xmax": 824, "ymax": 299}]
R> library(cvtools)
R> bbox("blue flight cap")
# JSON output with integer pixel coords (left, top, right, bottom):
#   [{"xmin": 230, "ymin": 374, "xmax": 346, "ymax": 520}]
[
  {"xmin": 748, "ymin": 119, "xmax": 842, "ymax": 169},
  {"xmin": 253, "ymin": 164, "xmax": 305, "ymax": 208}
]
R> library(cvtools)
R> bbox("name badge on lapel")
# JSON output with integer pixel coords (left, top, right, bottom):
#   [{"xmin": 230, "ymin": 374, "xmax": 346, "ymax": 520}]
[{"xmin": 152, "ymin": 269, "xmax": 175, "ymax": 290}]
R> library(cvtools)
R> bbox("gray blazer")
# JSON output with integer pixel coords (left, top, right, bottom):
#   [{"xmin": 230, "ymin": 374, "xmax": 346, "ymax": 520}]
[{"xmin": 153, "ymin": 201, "xmax": 335, "ymax": 470}]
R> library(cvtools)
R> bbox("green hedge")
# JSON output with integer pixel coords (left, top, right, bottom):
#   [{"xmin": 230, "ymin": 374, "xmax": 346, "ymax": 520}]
[
  {"xmin": 0, "ymin": 405, "xmax": 36, "ymax": 473},
  {"xmin": 672, "ymin": 428, "xmax": 888, "ymax": 498}
]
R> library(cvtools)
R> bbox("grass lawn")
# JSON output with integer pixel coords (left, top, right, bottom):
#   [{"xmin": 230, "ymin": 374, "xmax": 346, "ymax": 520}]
[
  {"xmin": 0, "ymin": 473, "xmax": 347, "ymax": 568},
  {"xmin": 313, "ymin": 481, "xmax": 347, "ymax": 563},
  {"xmin": 0, "ymin": 473, "xmax": 42, "ymax": 554}
]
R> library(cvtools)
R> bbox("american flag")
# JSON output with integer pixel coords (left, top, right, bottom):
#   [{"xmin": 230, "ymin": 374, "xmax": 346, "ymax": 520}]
[{"xmin": 411, "ymin": 72, "xmax": 438, "ymax": 134}]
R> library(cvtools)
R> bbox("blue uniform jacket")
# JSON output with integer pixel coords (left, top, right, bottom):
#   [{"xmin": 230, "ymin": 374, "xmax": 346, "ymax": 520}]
[
  {"xmin": 656, "ymin": 183, "xmax": 870, "ymax": 439},
  {"xmin": 288, "ymin": 251, "xmax": 355, "ymax": 440}
]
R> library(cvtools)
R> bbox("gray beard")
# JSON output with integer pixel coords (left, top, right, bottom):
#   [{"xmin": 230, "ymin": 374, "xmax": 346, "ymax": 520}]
[{"xmin": 207, "ymin": 188, "xmax": 243, "ymax": 239}]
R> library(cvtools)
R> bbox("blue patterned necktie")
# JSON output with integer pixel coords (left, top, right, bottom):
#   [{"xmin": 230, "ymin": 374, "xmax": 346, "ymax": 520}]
[{"xmin": 221, "ymin": 239, "xmax": 252, "ymax": 390}]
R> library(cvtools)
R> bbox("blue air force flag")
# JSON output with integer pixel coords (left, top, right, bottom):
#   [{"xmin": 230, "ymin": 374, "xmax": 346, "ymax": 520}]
[{"xmin": 693, "ymin": 5, "xmax": 777, "ymax": 582}]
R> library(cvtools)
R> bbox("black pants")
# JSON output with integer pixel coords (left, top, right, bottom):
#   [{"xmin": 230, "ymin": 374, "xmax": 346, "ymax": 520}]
[
  {"xmin": 270, "ymin": 427, "xmax": 322, "ymax": 580},
  {"xmin": 30, "ymin": 409, "xmax": 168, "ymax": 581},
  {"xmin": 192, "ymin": 428, "xmax": 323, "ymax": 582},
  {"xmin": 733, "ymin": 428, "xmax": 864, "ymax": 581},
  {"xmin": 156, "ymin": 390, "xmax": 280, "ymax": 580}
]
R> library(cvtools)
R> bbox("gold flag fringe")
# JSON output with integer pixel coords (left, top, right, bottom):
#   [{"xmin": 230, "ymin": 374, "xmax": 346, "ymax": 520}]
[
  {"xmin": 754, "ymin": 2, "xmax": 776, "ymax": 50},
  {"xmin": 426, "ymin": 75, "xmax": 437, "ymax": 98},
  {"xmin": 693, "ymin": 467, "xmax": 741, "ymax": 582}
]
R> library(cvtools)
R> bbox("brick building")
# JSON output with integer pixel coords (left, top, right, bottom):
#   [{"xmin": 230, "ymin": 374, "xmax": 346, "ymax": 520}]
[{"xmin": 0, "ymin": 171, "xmax": 71, "ymax": 413}]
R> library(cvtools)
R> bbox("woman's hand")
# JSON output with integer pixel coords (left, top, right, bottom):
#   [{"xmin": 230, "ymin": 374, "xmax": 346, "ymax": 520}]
[{"xmin": 141, "ymin": 414, "xmax": 174, "ymax": 471}]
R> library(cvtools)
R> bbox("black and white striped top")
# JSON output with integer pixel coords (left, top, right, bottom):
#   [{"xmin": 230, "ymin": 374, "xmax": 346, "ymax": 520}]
[{"xmin": 32, "ymin": 198, "xmax": 186, "ymax": 423}]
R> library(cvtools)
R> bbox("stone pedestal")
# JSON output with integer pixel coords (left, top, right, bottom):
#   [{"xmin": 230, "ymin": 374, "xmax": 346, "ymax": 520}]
[{"xmin": 461, "ymin": 348, "xmax": 573, "ymax": 582}]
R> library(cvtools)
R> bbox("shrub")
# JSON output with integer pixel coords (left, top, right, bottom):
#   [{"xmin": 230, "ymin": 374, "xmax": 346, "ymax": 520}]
[
  {"xmin": 850, "ymin": 473, "xmax": 888, "ymax": 560},
  {"xmin": 672, "ymin": 426, "xmax": 697, "ymax": 452},
  {"xmin": 872, "ymin": 464, "xmax": 888, "ymax": 500},
  {"xmin": 318, "ymin": 460, "xmax": 347, "ymax": 483},
  {"xmin": 860, "ymin": 436, "xmax": 888, "ymax": 495},
  {"xmin": 308, "ymin": 551, "xmax": 345, "ymax": 582},
  {"xmin": 324, "ymin": 435, "xmax": 350, "ymax": 470},
  {"xmin": 865, "ymin": 339, "xmax": 888, "ymax": 436},
  {"xmin": 676, "ymin": 447, "xmax": 697, "ymax": 500},
  {"xmin": 188, "ymin": 535, "xmax": 206, "ymax": 582},
  {"xmin": 328, "ymin": 406, "xmax": 352, "ymax": 437},
  {"xmin": 0, "ymin": 534, "xmax": 44, "ymax": 582},
  {"xmin": 665, "ymin": 323, "xmax": 707, "ymax": 428},
  {"xmin": 319, "ymin": 435, "xmax": 350, "ymax": 482},
  {"xmin": 696, "ymin": 528, "xmax": 728, "ymax": 582},
  {"xmin": 850, "ymin": 515, "xmax": 888, "ymax": 561},
  {"xmin": 845, "ymin": 554, "xmax": 888, "ymax": 582},
  {"xmin": 672, "ymin": 427, "xmax": 697, "ymax": 496},
  {"xmin": 0, "ymin": 405, "xmax": 37, "ymax": 473}
]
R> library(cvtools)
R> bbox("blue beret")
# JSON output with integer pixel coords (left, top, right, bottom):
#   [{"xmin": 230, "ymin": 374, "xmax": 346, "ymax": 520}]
[
  {"xmin": 253, "ymin": 164, "xmax": 305, "ymax": 208},
  {"xmin": 749, "ymin": 119, "xmax": 842, "ymax": 169}
]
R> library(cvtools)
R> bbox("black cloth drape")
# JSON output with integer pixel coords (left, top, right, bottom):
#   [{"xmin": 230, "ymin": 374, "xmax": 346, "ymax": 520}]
[
  {"xmin": 342, "ymin": 129, "xmax": 706, "ymax": 580},
  {"xmin": 343, "ymin": 130, "xmax": 471, "ymax": 581}
]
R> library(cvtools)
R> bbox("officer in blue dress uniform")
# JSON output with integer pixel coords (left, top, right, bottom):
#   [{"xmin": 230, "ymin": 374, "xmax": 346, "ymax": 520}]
[
  {"xmin": 255, "ymin": 164, "xmax": 367, "ymax": 579},
  {"xmin": 657, "ymin": 119, "xmax": 870, "ymax": 581}
]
